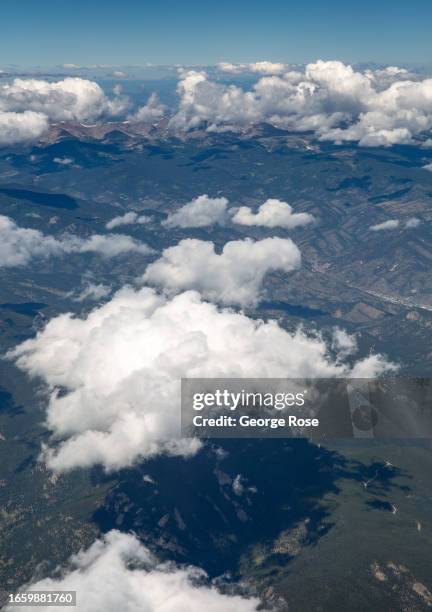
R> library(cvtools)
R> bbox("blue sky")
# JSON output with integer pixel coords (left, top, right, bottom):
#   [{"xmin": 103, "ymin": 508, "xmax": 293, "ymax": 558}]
[{"xmin": 2, "ymin": 0, "xmax": 432, "ymax": 67}]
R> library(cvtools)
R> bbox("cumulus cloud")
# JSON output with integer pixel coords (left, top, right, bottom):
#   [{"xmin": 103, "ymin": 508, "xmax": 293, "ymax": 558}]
[
  {"xmin": 168, "ymin": 61, "xmax": 432, "ymax": 146},
  {"xmin": 106, "ymin": 212, "xmax": 150, "ymax": 230},
  {"xmin": 0, "ymin": 110, "xmax": 48, "ymax": 145},
  {"xmin": 423, "ymin": 163, "xmax": 432, "ymax": 171},
  {"xmin": 10, "ymin": 288, "xmax": 395, "ymax": 472},
  {"xmin": 0, "ymin": 215, "xmax": 152, "ymax": 267},
  {"xmin": 143, "ymin": 237, "xmax": 301, "ymax": 306},
  {"xmin": 0, "ymin": 77, "xmax": 129, "ymax": 121},
  {"xmin": 6, "ymin": 530, "xmax": 259, "ymax": 612},
  {"xmin": 64, "ymin": 234, "xmax": 152, "ymax": 257},
  {"xmin": 232, "ymin": 198, "xmax": 315, "ymax": 229},
  {"xmin": 249, "ymin": 61, "xmax": 286, "ymax": 75},
  {"xmin": 0, "ymin": 215, "xmax": 66, "ymax": 266},
  {"xmin": 163, "ymin": 195, "xmax": 229, "ymax": 228},
  {"xmin": 3, "ymin": 61, "xmax": 431, "ymax": 147},
  {"xmin": 129, "ymin": 93, "xmax": 166, "ymax": 123},
  {"xmin": 369, "ymin": 220, "xmax": 399, "ymax": 231},
  {"xmin": 216, "ymin": 62, "xmax": 247, "ymax": 74},
  {"xmin": 332, "ymin": 327, "xmax": 357, "ymax": 358},
  {"xmin": 0, "ymin": 77, "xmax": 129, "ymax": 145}
]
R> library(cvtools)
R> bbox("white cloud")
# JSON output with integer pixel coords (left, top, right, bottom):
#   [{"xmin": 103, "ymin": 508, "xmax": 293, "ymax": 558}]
[
  {"xmin": 0, "ymin": 215, "xmax": 152, "ymax": 267},
  {"xmin": 0, "ymin": 215, "xmax": 65, "ymax": 266},
  {"xmin": 168, "ymin": 70, "xmax": 259, "ymax": 132},
  {"xmin": 129, "ymin": 93, "xmax": 166, "ymax": 123},
  {"xmin": 216, "ymin": 61, "xmax": 286, "ymax": 75},
  {"xmin": 73, "ymin": 283, "xmax": 112, "ymax": 303},
  {"xmin": 423, "ymin": 163, "xmax": 432, "ymax": 171},
  {"xmin": 249, "ymin": 61, "xmax": 286, "ymax": 75},
  {"xmin": 216, "ymin": 62, "xmax": 247, "ymax": 74},
  {"xmin": 0, "ymin": 77, "xmax": 130, "ymax": 144},
  {"xmin": 405, "ymin": 217, "xmax": 421, "ymax": 228},
  {"xmin": 232, "ymin": 199, "xmax": 315, "ymax": 229},
  {"xmin": 66, "ymin": 234, "xmax": 153, "ymax": 257},
  {"xmin": 106, "ymin": 212, "xmax": 137, "ymax": 229},
  {"xmin": 370, "ymin": 218, "xmax": 422, "ymax": 231},
  {"xmin": 369, "ymin": 220, "xmax": 400, "ymax": 231},
  {"xmin": 0, "ymin": 110, "xmax": 48, "ymax": 145},
  {"xmin": 364, "ymin": 66, "xmax": 411, "ymax": 88},
  {"xmin": 138, "ymin": 216, "xmax": 152, "ymax": 224},
  {"xmin": 232, "ymin": 474, "xmax": 256, "ymax": 496},
  {"xmin": 332, "ymin": 327, "xmax": 357, "ymax": 358},
  {"xmin": 168, "ymin": 61, "xmax": 432, "ymax": 146},
  {"xmin": 163, "ymin": 195, "xmax": 229, "ymax": 228},
  {"xmin": 349, "ymin": 354, "xmax": 396, "ymax": 378},
  {"xmin": 106, "ymin": 212, "xmax": 150, "ymax": 230},
  {"xmin": 0, "ymin": 77, "xmax": 129, "ymax": 122},
  {"xmin": 143, "ymin": 237, "xmax": 301, "ymax": 306},
  {"xmin": 3, "ymin": 62, "xmax": 432, "ymax": 147},
  {"xmin": 112, "ymin": 71, "xmax": 128, "ymax": 78},
  {"xmin": 54, "ymin": 156, "xmax": 74, "ymax": 165},
  {"xmin": 6, "ymin": 530, "xmax": 259, "ymax": 612},
  {"xmin": 10, "ymin": 287, "xmax": 395, "ymax": 472}
]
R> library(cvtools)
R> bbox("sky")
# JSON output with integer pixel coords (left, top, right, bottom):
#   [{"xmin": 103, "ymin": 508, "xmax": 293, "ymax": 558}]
[{"xmin": 1, "ymin": 0, "xmax": 432, "ymax": 68}]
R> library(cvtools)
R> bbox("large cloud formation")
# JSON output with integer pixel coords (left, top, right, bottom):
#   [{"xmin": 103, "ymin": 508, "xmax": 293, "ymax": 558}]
[
  {"xmin": 0, "ymin": 110, "xmax": 48, "ymax": 145},
  {"xmin": 10, "ymin": 287, "xmax": 395, "ymax": 472},
  {"xmin": 6, "ymin": 530, "xmax": 259, "ymax": 612},
  {"xmin": 169, "ymin": 61, "xmax": 432, "ymax": 146},
  {"xmin": 163, "ymin": 195, "xmax": 229, "ymax": 228},
  {"xmin": 0, "ymin": 77, "xmax": 128, "ymax": 121},
  {"xmin": 3, "ymin": 62, "xmax": 432, "ymax": 147},
  {"xmin": 232, "ymin": 199, "xmax": 315, "ymax": 229},
  {"xmin": 143, "ymin": 237, "xmax": 301, "ymax": 306},
  {"xmin": 0, "ymin": 215, "xmax": 152, "ymax": 267},
  {"xmin": 0, "ymin": 77, "xmax": 129, "ymax": 145}
]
